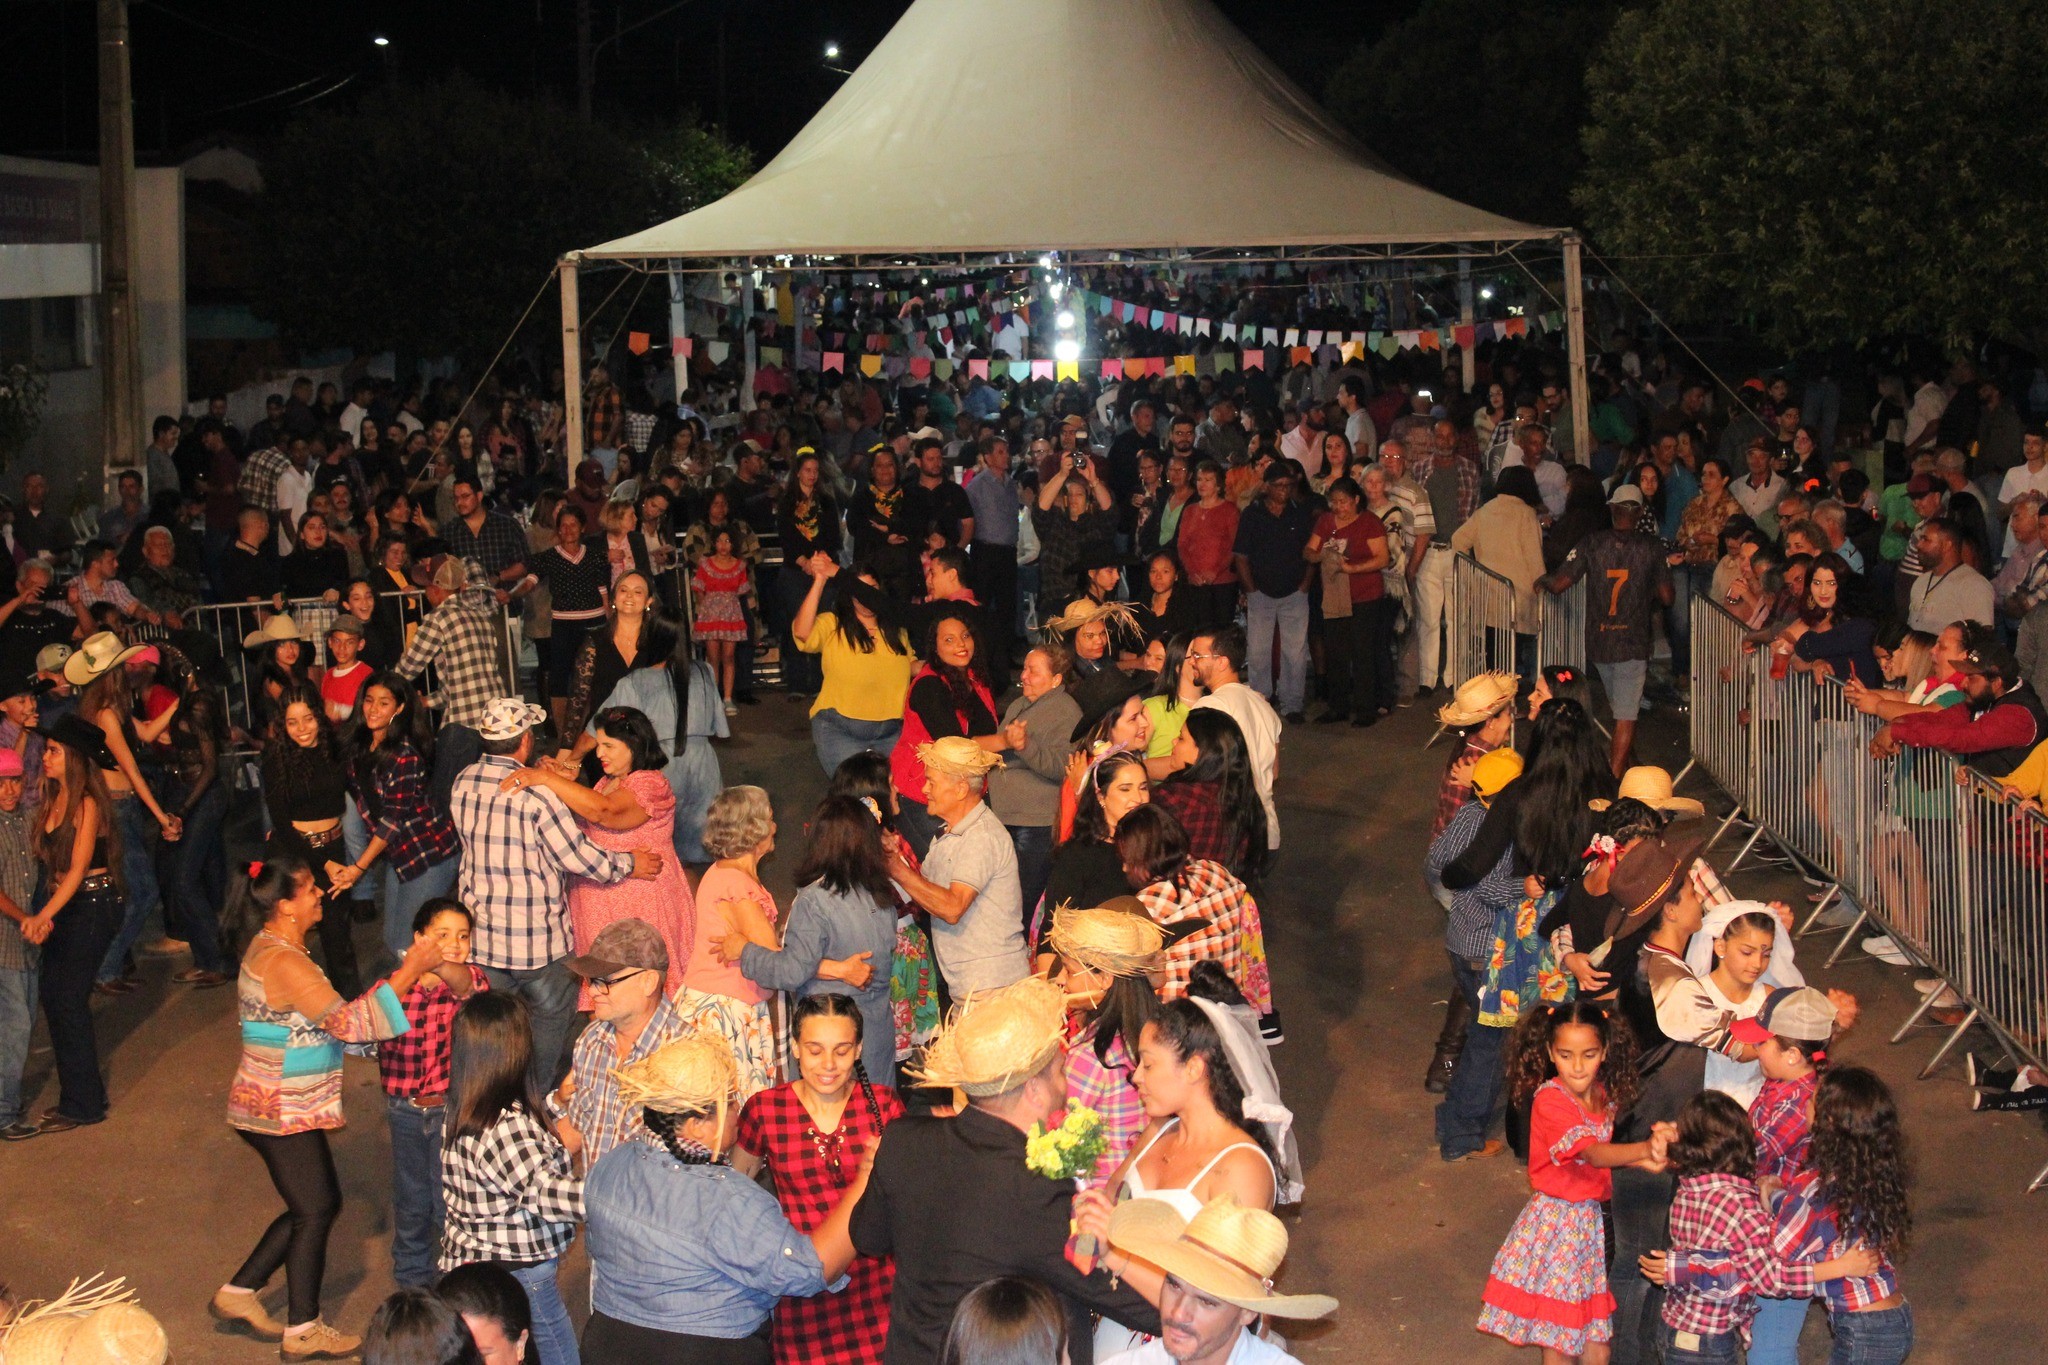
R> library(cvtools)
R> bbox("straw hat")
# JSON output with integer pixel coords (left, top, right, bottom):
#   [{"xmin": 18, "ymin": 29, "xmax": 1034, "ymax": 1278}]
[
  {"xmin": 912, "ymin": 976, "xmax": 1068, "ymax": 1097},
  {"xmin": 615, "ymin": 1033, "xmax": 739, "ymax": 1116},
  {"xmin": 1436, "ymin": 671, "xmax": 1518, "ymax": 727},
  {"xmin": 1591, "ymin": 766, "xmax": 1705, "ymax": 818},
  {"xmin": 918, "ymin": 735, "xmax": 1004, "ymax": 782},
  {"xmin": 62, "ymin": 632, "xmax": 149, "ymax": 686},
  {"xmin": 1047, "ymin": 899, "xmax": 1165, "ymax": 977},
  {"xmin": 0, "ymin": 1277, "xmax": 164, "ymax": 1365},
  {"xmin": 240, "ymin": 614, "xmax": 304, "ymax": 651},
  {"xmin": 1107, "ymin": 1194, "xmax": 1338, "ymax": 1320},
  {"xmin": 1038, "ymin": 596, "xmax": 1140, "ymax": 643}
]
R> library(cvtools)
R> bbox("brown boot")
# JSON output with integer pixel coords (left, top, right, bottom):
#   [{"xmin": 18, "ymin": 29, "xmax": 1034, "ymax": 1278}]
[
  {"xmin": 210, "ymin": 1286, "xmax": 285, "ymax": 1340},
  {"xmin": 281, "ymin": 1319, "xmax": 362, "ymax": 1360}
]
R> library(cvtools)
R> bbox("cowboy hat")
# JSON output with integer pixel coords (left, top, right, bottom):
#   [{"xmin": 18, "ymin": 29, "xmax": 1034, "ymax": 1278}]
[
  {"xmin": 1436, "ymin": 671, "xmax": 1518, "ymax": 728},
  {"xmin": 477, "ymin": 698, "xmax": 548, "ymax": 743},
  {"xmin": 1068, "ymin": 668, "xmax": 1150, "ymax": 744},
  {"xmin": 918, "ymin": 735, "xmax": 1005, "ymax": 782},
  {"xmin": 1107, "ymin": 1194, "xmax": 1337, "ymax": 1320},
  {"xmin": 63, "ymin": 632, "xmax": 150, "ymax": 686},
  {"xmin": 911, "ymin": 976, "xmax": 1067, "ymax": 1098},
  {"xmin": 32, "ymin": 714, "xmax": 118, "ymax": 771},
  {"xmin": 1602, "ymin": 832, "xmax": 1707, "ymax": 943},
  {"xmin": 1047, "ymin": 900, "xmax": 1164, "ymax": 978},
  {"xmin": 1591, "ymin": 766, "xmax": 1705, "ymax": 819},
  {"xmin": 239, "ymin": 615, "xmax": 304, "ymax": 651}
]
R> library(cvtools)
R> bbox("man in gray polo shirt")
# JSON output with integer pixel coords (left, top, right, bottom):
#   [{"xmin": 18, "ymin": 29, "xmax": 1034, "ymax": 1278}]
[{"xmin": 885, "ymin": 736, "xmax": 1028, "ymax": 999}]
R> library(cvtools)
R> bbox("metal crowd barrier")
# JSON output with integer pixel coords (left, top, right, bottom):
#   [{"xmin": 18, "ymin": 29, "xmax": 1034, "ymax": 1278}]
[
  {"xmin": 135, "ymin": 591, "xmax": 518, "ymax": 753},
  {"xmin": 1536, "ymin": 572, "xmax": 1588, "ymax": 676},
  {"xmin": 1681, "ymin": 594, "xmax": 2048, "ymax": 1191},
  {"xmin": 1447, "ymin": 552, "xmax": 1517, "ymax": 693}
]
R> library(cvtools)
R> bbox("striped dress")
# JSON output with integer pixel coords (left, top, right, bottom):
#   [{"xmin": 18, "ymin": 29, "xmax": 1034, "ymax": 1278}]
[{"xmin": 227, "ymin": 934, "xmax": 410, "ymax": 1136}]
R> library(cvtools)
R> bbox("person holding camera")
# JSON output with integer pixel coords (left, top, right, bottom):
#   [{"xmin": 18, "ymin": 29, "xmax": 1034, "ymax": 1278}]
[{"xmin": 1034, "ymin": 453, "xmax": 1118, "ymax": 617}]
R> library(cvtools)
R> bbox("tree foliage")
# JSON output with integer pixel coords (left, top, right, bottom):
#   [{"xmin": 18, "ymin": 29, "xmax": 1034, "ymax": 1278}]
[
  {"xmin": 252, "ymin": 76, "xmax": 751, "ymax": 365},
  {"xmin": 1323, "ymin": 0, "xmax": 1624, "ymax": 229},
  {"xmin": 1577, "ymin": 0, "xmax": 2048, "ymax": 349}
]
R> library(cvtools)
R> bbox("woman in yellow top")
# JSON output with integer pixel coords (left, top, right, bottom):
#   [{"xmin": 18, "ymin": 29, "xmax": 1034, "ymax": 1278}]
[{"xmin": 790, "ymin": 552, "xmax": 918, "ymax": 776}]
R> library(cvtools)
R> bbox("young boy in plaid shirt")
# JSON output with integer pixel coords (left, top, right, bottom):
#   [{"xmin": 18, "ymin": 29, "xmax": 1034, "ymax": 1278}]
[
  {"xmin": 377, "ymin": 897, "xmax": 488, "ymax": 1287},
  {"xmin": 1641, "ymin": 1089, "xmax": 1874, "ymax": 1364}
]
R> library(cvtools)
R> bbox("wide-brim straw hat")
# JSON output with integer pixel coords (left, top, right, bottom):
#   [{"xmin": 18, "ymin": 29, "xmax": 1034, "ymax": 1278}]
[
  {"xmin": 240, "ymin": 614, "xmax": 304, "ymax": 651},
  {"xmin": 615, "ymin": 1033, "xmax": 739, "ymax": 1116},
  {"xmin": 1048, "ymin": 899, "xmax": 1165, "ymax": 977},
  {"xmin": 911, "ymin": 976, "xmax": 1068, "ymax": 1097},
  {"xmin": 63, "ymin": 631, "xmax": 150, "ymax": 686},
  {"xmin": 1107, "ymin": 1194, "xmax": 1338, "ymax": 1320},
  {"xmin": 1, "ymin": 1277, "xmax": 165, "ymax": 1365},
  {"xmin": 1039, "ymin": 596, "xmax": 1141, "ymax": 643},
  {"xmin": 1590, "ymin": 765, "xmax": 1705, "ymax": 819},
  {"xmin": 918, "ymin": 735, "xmax": 1004, "ymax": 781},
  {"xmin": 1436, "ymin": 670, "xmax": 1518, "ymax": 727}
]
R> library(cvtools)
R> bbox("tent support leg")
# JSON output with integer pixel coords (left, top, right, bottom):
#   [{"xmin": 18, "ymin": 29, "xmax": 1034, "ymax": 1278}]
[
  {"xmin": 1458, "ymin": 258, "xmax": 1476, "ymax": 392},
  {"xmin": 1563, "ymin": 233, "xmax": 1591, "ymax": 466},
  {"xmin": 560, "ymin": 255, "xmax": 585, "ymax": 470}
]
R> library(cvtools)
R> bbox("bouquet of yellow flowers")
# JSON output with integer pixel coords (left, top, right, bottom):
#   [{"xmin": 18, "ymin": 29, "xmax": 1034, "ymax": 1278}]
[{"xmin": 1025, "ymin": 1100, "xmax": 1107, "ymax": 1180}]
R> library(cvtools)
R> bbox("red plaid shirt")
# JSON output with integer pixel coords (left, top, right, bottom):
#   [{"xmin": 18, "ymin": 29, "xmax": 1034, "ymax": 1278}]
[
  {"xmin": 1138, "ymin": 859, "xmax": 1251, "ymax": 1003},
  {"xmin": 377, "ymin": 965, "xmax": 489, "ymax": 1099},
  {"xmin": 355, "ymin": 742, "xmax": 462, "ymax": 882},
  {"xmin": 1767, "ymin": 1168, "xmax": 1899, "ymax": 1312},
  {"xmin": 1151, "ymin": 780, "xmax": 1245, "ymax": 872},
  {"xmin": 1662, "ymin": 1173, "xmax": 1820, "ymax": 1340},
  {"xmin": 1750, "ymin": 1072, "xmax": 1817, "ymax": 1181},
  {"xmin": 736, "ymin": 1081, "xmax": 905, "ymax": 1364}
]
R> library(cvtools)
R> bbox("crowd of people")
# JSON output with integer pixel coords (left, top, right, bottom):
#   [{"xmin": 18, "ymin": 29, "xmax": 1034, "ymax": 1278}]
[{"xmin": 4, "ymin": 331, "xmax": 2030, "ymax": 1365}]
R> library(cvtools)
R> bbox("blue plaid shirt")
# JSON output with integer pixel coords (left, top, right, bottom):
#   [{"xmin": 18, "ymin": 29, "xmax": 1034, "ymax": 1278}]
[
  {"xmin": 451, "ymin": 754, "xmax": 635, "ymax": 971},
  {"xmin": 1425, "ymin": 798, "xmax": 1522, "ymax": 961}
]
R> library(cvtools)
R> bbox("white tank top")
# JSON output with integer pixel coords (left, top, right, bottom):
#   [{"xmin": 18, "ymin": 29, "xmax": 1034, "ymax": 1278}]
[{"xmin": 1119, "ymin": 1117, "xmax": 1276, "ymax": 1220}]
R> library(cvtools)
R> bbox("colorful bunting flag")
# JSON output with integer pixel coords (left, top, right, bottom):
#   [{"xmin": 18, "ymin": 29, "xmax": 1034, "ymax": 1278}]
[
  {"xmin": 909, "ymin": 356, "xmax": 932, "ymax": 378},
  {"xmin": 1056, "ymin": 360, "xmax": 1079, "ymax": 381},
  {"xmin": 1030, "ymin": 360, "xmax": 1054, "ymax": 380},
  {"xmin": 1195, "ymin": 318, "xmax": 1211, "ymax": 336},
  {"xmin": 1174, "ymin": 355, "xmax": 1196, "ymax": 375},
  {"xmin": 821, "ymin": 351, "xmax": 843, "ymax": 372},
  {"xmin": 859, "ymin": 354, "xmax": 883, "ymax": 376},
  {"xmin": 1148, "ymin": 309, "xmax": 1167, "ymax": 329},
  {"xmin": 934, "ymin": 359, "xmax": 954, "ymax": 381},
  {"xmin": 1376, "ymin": 336, "xmax": 1400, "ymax": 359},
  {"xmin": 969, "ymin": 359, "xmax": 990, "ymax": 379},
  {"xmin": 1289, "ymin": 346, "xmax": 1312, "ymax": 366},
  {"xmin": 1143, "ymin": 357, "xmax": 1167, "ymax": 377},
  {"xmin": 1242, "ymin": 349, "xmax": 1265, "ymax": 371},
  {"xmin": 627, "ymin": 331, "xmax": 650, "ymax": 355},
  {"xmin": 1101, "ymin": 359, "xmax": 1121, "ymax": 380},
  {"xmin": 1214, "ymin": 352, "xmax": 1236, "ymax": 373},
  {"xmin": 1124, "ymin": 358, "xmax": 1147, "ymax": 379},
  {"xmin": 1453, "ymin": 324, "xmax": 1476, "ymax": 348},
  {"xmin": 1009, "ymin": 360, "xmax": 1032, "ymax": 382}
]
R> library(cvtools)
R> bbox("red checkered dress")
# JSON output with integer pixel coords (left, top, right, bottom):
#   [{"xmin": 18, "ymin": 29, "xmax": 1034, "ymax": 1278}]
[{"xmin": 736, "ymin": 1081, "xmax": 907, "ymax": 1364}]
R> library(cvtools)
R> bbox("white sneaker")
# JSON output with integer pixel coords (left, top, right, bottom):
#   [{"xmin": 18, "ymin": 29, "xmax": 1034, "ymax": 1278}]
[
  {"xmin": 723, "ymin": 701, "xmax": 739, "ymax": 716},
  {"xmin": 1914, "ymin": 977, "xmax": 1948, "ymax": 994},
  {"xmin": 1862, "ymin": 936, "xmax": 1913, "ymax": 966}
]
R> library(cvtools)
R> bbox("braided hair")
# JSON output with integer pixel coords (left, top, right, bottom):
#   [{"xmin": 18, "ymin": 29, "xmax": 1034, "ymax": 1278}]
[
  {"xmin": 792, "ymin": 992, "xmax": 883, "ymax": 1131},
  {"xmin": 643, "ymin": 1106, "xmax": 723, "ymax": 1166}
]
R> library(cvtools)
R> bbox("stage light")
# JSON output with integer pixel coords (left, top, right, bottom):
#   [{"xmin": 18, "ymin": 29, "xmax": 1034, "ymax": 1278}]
[
  {"xmin": 1054, "ymin": 339, "xmax": 1081, "ymax": 363},
  {"xmin": 824, "ymin": 42, "xmax": 840, "ymax": 59},
  {"xmin": 1479, "ymin": 286, "xmax": 1494, "ymax": 300},
  {"xmin": 373, "ymin": 35, "xmax": 390, "ymax": 46},
  {"xmin": 1056, "ymin": 310, "xmax": 1075, "ymax": 330}
]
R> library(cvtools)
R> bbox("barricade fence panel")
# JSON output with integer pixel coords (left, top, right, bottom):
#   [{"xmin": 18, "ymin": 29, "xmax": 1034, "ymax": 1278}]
[
  {"xmin": 1536, "ymin": 573, "xmax": 1587, "ymax": 677},
  {"xmin": 1687, "ymin": 597, "xmax": 1754, "ymax": 809},
  {"xmin": 1449, "ymin": 553, "xmax": 1517, "ymax": 687}
]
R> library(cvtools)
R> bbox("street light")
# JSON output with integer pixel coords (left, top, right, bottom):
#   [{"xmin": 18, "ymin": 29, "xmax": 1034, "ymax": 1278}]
[
  {"xmin": 1479, "ymin": 286, "xmax": 1494, "ymax": 301},
  {"xmin": 823, "ymin": 42, "xmax": 840, "ymax": 59},
  {"xmin": 372, "ymin": 34, "xmax": 390, "ymax": 46}
]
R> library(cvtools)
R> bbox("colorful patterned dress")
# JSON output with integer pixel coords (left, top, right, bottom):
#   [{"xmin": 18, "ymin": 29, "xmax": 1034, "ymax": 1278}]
[
  {"xmin": 736, "ymin": 1082, "xmax": 906, "ymax": 1365},
  {"xmin": 692, "ymin": 556, "xmax": 750, "ymax": 642},
  {"xmin": 881, "ymin": 826, "xmax": 939, "ymax": 1061},
  {"xmin": 1477, "ymin": 1079, "xmax": 1618, "ymax": 1354}
]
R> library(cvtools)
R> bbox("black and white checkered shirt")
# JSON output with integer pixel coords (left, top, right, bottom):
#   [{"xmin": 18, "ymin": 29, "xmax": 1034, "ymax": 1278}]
[
  {"xmin": 439, "ymin": 1103, "xmax": 584, "ymax": 1270},
  {"xmin": 394, "ymin": 586, "xmax": 504, "ymax": 729}
]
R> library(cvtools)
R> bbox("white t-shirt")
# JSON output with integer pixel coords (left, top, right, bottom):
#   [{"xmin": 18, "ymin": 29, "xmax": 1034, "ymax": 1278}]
[
  {"xmin": 1279, "ymin": 423, "xmax": 1323, "ymax": 478},
  {"xmin": 337, "ymin": 402, "xmax": 370, "ymax": 443},
  {"xmin": 1904, "ymin": 381, "xmax": 1948, "ymax": 447},
  {"xmin": 1103, "ymin": 1330, "xmax": 1302, "ymax": 1365},
  {"xmin": 275, "ymin": 465, "xmax": 312, "ymax": 553},
  {"xmin": 1343, "ymin": 408, "xmax": 1377, "ymax": 463},
  {"xmin": 1998, "ymin": 463, "xmax": 2048, "ymax": 555},
  {"xmin": 1192, "ymin": 680, "xmax": 1282, "ymax": 849}
]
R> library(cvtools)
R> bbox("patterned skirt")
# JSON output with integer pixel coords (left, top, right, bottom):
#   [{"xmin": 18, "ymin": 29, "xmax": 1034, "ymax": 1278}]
[{"xmin": 1476, "ymin": 1193, "xmax": 1614, "ymax": 1355}]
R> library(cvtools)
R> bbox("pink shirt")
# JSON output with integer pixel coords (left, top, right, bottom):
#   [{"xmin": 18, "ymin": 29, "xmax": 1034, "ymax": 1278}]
[{"xmin": 683, "ymin": 865, "xmax": 777, "ymax": 1006}]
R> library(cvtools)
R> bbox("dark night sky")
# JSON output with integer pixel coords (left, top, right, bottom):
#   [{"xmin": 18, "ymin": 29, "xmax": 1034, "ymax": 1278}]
[{"xmin": 3, "ymin": 0, "xmax": 1422, "ymax": 165}]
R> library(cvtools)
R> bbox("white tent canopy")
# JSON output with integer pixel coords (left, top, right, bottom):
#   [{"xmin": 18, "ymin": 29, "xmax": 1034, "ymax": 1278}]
[{"xmin": 576, "ymin": 0, "xmax": 1559, "ymax": 262}]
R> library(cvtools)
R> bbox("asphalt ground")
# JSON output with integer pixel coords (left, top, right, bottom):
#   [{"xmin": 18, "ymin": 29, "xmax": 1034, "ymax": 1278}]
[{"xmin": 1, "ymin": 690, "xmax": 2041, "ymax": 1362}]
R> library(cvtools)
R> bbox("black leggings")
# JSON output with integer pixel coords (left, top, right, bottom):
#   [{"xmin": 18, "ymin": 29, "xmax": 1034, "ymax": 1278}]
[{"xmin": 232, "ymin": 1128, "xmax": 343, "ymax": 1327}]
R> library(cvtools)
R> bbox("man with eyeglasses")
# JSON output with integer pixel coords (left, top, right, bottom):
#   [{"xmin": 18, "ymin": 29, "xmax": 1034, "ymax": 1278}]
[{"xmin": 550, "ymin": 917, "xmax": 688, "ymax": 1169}]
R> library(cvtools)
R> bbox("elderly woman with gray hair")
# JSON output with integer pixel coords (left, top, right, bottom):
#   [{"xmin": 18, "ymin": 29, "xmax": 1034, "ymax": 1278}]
[{"xmin": 680, "ymin": 785, "xmax": 872, "ymax": 1097}]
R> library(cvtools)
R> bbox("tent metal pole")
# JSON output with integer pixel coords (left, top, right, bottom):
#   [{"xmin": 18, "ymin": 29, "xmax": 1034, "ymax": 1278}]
[
  {"xmin": 667, "ymin": 260, "xmax": 689, "ymax": 405},
  {"xmin": 740, "ymin": 263, "xmax": 757, "ymax": 410},
  {"xmin": 1562, "ymin": 233, "xmax": 1591, "ymax": 465},
  {"xmin": 560, "ymin": 255, "xmax": 585, "ymax": 469},
  {"xmin": 1458, "ymin": 258, "xmax": 1476, "ymax": 393}
]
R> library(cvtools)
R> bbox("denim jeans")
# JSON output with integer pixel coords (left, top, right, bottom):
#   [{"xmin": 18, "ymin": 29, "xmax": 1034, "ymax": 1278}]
[
  {"xmin": 810, "ymin": 711, "xmax": 901, "ymax": 778},
  {"xmin": 1668, "ymin": 562, "xmax": 1700, "ymax": 679},
  {"xmin": 1829, "ymin": 1302, "xmax": 1913, "ymax": 1365},
  {"xmin": 341, "ymin": 802, "xmax": 387, "ymax": 907},
  {"xmin": 1746, "ymin": 1294, "xmax": 1810, "ymax": 1364},
  {"xmin": 382, "ymin": 856, "xmax": 460, "ymax": 964},
  {"xmin": 385, "ymin": 1096, "xmax": 446, "ymax": 1288},
  {"xmin": 480, "ymin": 957, "xmax": 581, "ymax": 1090},
  {"xmin": 0, "ymin": 964, "xmax": 38, "ymax": 1128},
  {"xmin": 1610, "ymin": 1163, "xmax": 1678, "ymax": 1365},
  {"xmin": 1246, "ymin": 590, "xmax": 1310, "ymax": 714},
  {"xmin": 164, "ymin": 781, "xmax": 229, "ymax": 974},
  {"xmin": 1006, "ymin": 824, "xmax": 1053, "ymax": 935},
  {"xmin": 428, "ymin": 725, "xmax": 482, "ymax": 815},
  {"xmin": 96, "ymin": 792, "xmax": 164, "ymax": 984},
  {"xmin": 41, "ymin": 884, "xmax": 121, "ymax": 1122},
  {"xmin": 1433, "ymin": 955, "xmax": 1504, "ymax": 1159},
  {"xmin": 1660, "ymin": 1321, "xmax": 1741, "ymax": 1364},
  {"xmin": 510, "ymin": 1258, "xmax": 581, "ymax": 1365}
]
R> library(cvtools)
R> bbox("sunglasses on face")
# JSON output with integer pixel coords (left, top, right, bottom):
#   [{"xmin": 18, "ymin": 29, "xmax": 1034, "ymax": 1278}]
[{"xmin": 589, "ymin": 967, "xmax": 654, "ymax": 993}]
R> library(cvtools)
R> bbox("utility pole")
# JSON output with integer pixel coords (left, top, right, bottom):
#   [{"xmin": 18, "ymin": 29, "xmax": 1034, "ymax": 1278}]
[{"xmin": 97, "ymin": 0, "xmax": 143, "ymax": 482}]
